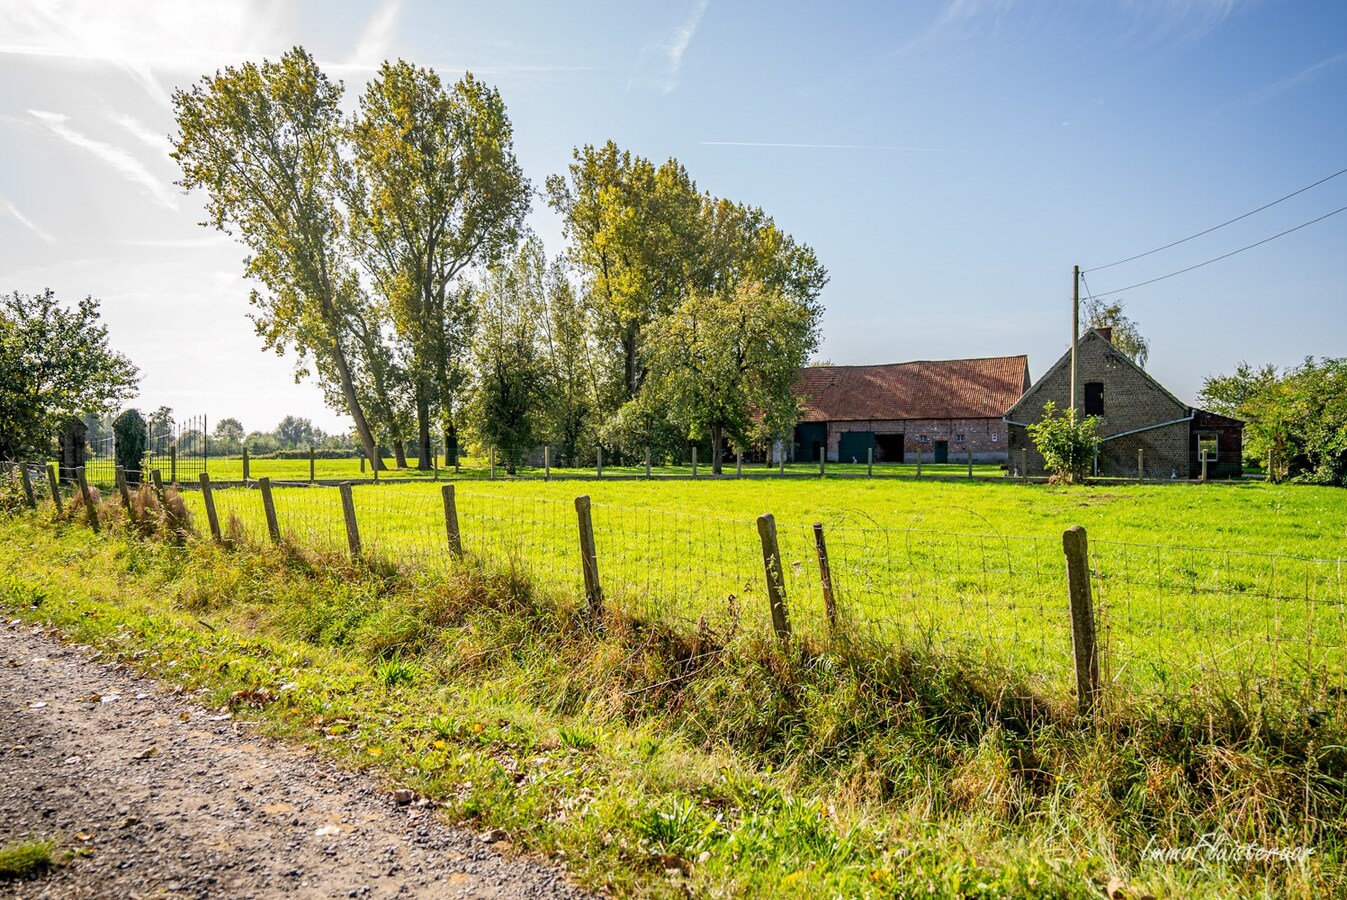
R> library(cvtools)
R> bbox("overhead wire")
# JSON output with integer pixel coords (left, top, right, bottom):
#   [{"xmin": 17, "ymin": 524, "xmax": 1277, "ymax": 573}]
[
  {"xmin": 1090, "ymin": 203, "xmax": 1347, "ymax": 298},
  {"xmin": 1086, "ymin": 164, "xmax": 1347, "ymax": 273}
]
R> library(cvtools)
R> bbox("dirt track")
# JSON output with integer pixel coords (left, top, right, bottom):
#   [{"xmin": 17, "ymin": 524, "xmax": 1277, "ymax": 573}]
[{"xmin": 0, "ymin": 620, "xmax": 588, "ymax": 899}]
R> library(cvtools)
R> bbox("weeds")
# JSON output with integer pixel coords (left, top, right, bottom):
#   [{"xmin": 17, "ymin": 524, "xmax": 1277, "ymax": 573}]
[
  {"xmin": 0, "ymin": 838, "xmax": 56, "ymax": 880},
  {"xmin": 2, "ymin": 493, "xmax": 1344, "ymax": 896}
]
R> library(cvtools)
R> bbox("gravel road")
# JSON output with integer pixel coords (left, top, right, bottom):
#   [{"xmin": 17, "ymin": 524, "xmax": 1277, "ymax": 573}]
[{"xmin": 0, "ymin": 620, "xmax": 590, "ymax": 899}]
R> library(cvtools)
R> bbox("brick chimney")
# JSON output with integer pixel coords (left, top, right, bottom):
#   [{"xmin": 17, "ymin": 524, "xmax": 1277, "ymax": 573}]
[{"xmin": 1095, "ymin": 326, "xmax": 1113, "ymax": 344}]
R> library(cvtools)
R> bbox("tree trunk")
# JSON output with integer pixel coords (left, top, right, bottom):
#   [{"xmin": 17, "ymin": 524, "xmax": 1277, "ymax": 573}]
[
  {"xmin": 393, "ymin": 439, "xmax": 408, "ymax": 469},
  {"xmin": 327, "ymin": 332, "xmax": 384, "ymax": 471},
  {"xmin": 711, "ymin": 424, "xmax": 723, "ymax": 475},
  {"xmin": 443, "ymin": 424, "xmax": 457, "ymax": 467},
  {"xmin": 622, "ymin": 322, "xmax": 640, "ymax": 399},
  {"xmin": 415, "ymin": 379, "xmax": 432, "ymax": 470}
]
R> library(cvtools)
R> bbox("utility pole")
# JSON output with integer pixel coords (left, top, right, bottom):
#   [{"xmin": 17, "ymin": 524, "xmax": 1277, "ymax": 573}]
[{"xmin": 1070, "ymin": 264, "xmax": 1080, "ymax": 415}]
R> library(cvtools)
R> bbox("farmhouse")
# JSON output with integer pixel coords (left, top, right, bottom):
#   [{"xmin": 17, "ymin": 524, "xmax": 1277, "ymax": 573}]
[
  {"xmin": 1004, "ymin": 328, "xmax": 1244, "ymax": 479},
  {"xmin": 791, "ymin": 355, "xmax": 1031, "ymax": 464}
]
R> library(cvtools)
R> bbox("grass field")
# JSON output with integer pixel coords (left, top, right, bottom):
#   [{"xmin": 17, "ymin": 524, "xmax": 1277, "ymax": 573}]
[
  {"xmin": 84, "ymin": 453, "xmax": 1009, "ymax": 485},
  {"xmin": 181, "ymin": 476, "xmax": 1347, "ymax": 707},
  {"xmin": 3, "ymin": 496, "xmax": 1343, "ymax": 897}
]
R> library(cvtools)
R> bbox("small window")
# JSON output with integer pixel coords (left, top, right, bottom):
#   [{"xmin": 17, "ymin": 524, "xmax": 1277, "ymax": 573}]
[
  {"xmin": 1198, "ymin": 433, "xmax": 1218, "ymax": 462},
  {"xmin": 917, "ymin": 435, "xmax": 929, "ymax": 443},
  {"xmin": 955, "ymin": 433, "xmax": 966, "ymax": 442},
  {"xmin": 1084, "ymin": 382, "xmax": 1104, "ymax": 416},
  {"xmin": 991, "ymin": 433, "xmax": 999, "ymax": 442}
]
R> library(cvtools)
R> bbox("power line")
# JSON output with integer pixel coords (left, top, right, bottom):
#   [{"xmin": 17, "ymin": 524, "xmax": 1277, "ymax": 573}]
[
  {"xmin": 1086, "ymin": 164, "xmax": 1347, "ymax": 273},
  {"xmin": 1092, "ymin": 203, "xmax": 1347, "ymax": 297}
]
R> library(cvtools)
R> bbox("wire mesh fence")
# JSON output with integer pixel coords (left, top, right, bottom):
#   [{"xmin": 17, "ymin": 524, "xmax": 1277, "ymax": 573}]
[{"xmin": 70, "ymin": 477, "xmax": 1342, "ymax": 711}]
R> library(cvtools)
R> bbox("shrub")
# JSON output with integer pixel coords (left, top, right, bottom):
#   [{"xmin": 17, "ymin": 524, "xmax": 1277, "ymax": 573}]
[{"xmin": 1026, "ymin": 401, "xmax": 1099, "ymax": 483}]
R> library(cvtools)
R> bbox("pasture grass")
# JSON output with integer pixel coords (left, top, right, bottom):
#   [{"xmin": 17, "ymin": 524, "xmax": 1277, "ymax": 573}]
[
  {"xmin": 181, "ymin": 477, "xmax": 1347, "ymax": 707},
  {"xmin": 1, "ymin": 509, "xmax": 1344, "ymax": 897}
]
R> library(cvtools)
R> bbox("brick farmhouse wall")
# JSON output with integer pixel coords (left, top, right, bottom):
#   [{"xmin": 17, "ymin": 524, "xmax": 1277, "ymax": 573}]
[
  {"xmin": 826, "ymin": 417, "xmax": 1009, "ymax": 464},
  {"xmin": 1006, "ymin": 330, "xmax": 1194, "ymax": 478}
]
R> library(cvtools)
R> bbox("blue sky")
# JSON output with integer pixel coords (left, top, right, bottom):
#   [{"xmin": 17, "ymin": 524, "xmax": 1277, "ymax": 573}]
[{"xmin": 1, "ymin": 1, "xmax": 1344, "ymax": 433}]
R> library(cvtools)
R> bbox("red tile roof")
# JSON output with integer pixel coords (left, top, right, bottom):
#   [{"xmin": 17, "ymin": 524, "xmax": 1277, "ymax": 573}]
[{"xmin": 794, "ymin": 356, "xmax": 1030, "ymax": 422}]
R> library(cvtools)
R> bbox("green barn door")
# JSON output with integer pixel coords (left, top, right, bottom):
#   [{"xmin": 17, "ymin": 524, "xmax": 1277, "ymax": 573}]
[{"xmin": 838, "ymin": 431, "xmax": 875, "ymax": 464}]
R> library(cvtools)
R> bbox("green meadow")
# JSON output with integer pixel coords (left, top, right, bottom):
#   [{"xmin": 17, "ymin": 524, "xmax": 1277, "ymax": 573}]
[{"xmin": 185, "ymin": 477, "xmax": 1347, "ymax": 705}]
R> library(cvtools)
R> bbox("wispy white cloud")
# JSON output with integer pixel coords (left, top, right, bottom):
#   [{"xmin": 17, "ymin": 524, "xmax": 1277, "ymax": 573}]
[
  {"xmin": 29, "ymin": 110, "xmax": 178, "ymax": 210},
  {"xmin": 340, "ymin": 0, "xmax": 401, "ymax": 73},
  {"xmin": 630, "ymin": 0, "xmax": 709, "ymax": 94},
  {"xmin": 0, "ymin": 1, "xmax": 290, "ymax": 103},
  {"xmin": 1250, "ymin": 49, "xmax": 1347, "ymax": 104},
  {"xmin": 666, "ymin": 0, "xmax": 708, "ymax": 83},
  {"xmin": 108, "ymin": 111, "xmax": 173, "ymax": 156},
  {"xmin": 1, "ymin": 197, "xmax": 56, "ymax": 245}
]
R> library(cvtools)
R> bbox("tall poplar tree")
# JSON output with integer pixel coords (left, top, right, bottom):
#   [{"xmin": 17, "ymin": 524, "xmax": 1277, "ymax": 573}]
[
  {"xmin": 349, "ymin": 61, "xmax": 530, "ymax": 469},
  {"xmin": 171, "ymin": 48, "xmax": 387, "ymax": 468}
]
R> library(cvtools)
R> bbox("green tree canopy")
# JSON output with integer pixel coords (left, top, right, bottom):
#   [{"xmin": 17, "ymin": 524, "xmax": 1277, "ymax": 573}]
[
  {"xmin": 1200, "ymin": 357, "xmax": 1347, "ymax": 485},
  {"xmin": 465, "ymin": 240, "xmax": 552, "ymax": 474},
  {"xmin": 349, "ymin": 61, "xmax": 531, "ymax": 469},
  {"xmin": 1083, "ymin": 297, "xmax": 1149, "ymax": 367},
  {"xmin": 0, "ymin": 289, "xmax": 139, "ymax": 460},
  {"xmin": 646, "ymin": 280, "xmax": 821, "ymax": 474},
  {"xmin": 171, "ymin": 46, "xmax": 387, "ymax": 469}
]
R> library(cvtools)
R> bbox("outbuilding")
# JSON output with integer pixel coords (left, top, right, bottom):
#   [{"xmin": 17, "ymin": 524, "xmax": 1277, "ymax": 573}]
[
  {"xmin": 791, "ymin": 355, "xmax": 1031, "ymax": 465},
  {"xmin": 1004, "ymin": 328, "xmax": 1244, "ymax": 479}
]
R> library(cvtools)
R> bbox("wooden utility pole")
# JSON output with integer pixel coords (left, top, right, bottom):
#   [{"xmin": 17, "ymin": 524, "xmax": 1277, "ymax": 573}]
[{"xmin": 1070, "ymin": 264, "xmax": 1080, "ymax": 415}]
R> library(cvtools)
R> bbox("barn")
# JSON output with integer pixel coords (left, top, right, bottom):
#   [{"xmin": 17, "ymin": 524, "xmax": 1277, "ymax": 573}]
[
  {"xmin": 790, "ymin": 355, "xmax": 1031, "ymax": 465},
  {"xmin": 1004, "ymin": 328, "xmax": 1244, "ymax": 479}
]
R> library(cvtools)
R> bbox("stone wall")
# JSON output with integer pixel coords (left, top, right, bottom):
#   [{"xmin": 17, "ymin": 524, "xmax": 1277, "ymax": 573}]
[
  {"xmin": 825, "ymin": 417, "xmax": 1009, "ymax": 464},
  {"xmin": 1006, "ymin": 330, "xmax": 1194, "ymax": 477}
]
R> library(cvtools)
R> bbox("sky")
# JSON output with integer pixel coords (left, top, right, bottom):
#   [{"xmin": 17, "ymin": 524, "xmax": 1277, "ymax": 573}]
[{"xmin": 1, "ymin": 0, "xmax": 1344, "ymax": 435}]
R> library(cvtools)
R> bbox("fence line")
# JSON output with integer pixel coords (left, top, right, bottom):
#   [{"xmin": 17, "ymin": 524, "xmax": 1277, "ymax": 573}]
[{"xmin": 3, "ymin": 465, "xmax": 1340, "ymax": 714}]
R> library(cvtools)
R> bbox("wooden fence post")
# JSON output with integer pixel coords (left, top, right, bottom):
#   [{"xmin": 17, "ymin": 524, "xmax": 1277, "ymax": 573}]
[
  {"xmin": 1200, "ymin": 450, "xmax": 1209, "ymax": 483},
  {"xmin": 916, "ymin": 447, "xmax": 923, "ymax": 478},
  {"xmin": 339, "ymin": 482, "xmax": 361, "ymax": 559},
  {"xmin": 967, "ymin": 448, "xmax": 974, "ymax": 478},
  {"xmin": 736, "ymin": 450, "xmax": 743, "ymax": 478},
  {"xmin": 242, "ymin": 445, "xmax": 250, "ymax": 481},
  {"xmin": 867, "ymin": 447, "xmax": 873, "ymax": 478},
  {"xmin": 644, "ymin": 447, "xmax": 651, "ymax": 479},
  {"xmin": 692, "ymin": 446, "xmax": 698, "ymax": 477},
  {"xmin": 18, "ymin": 462, "xmax": 36, "ymax": 510},
  {"xmin": 116, "ymin": 465, "xmax": 136, "ymax": 525},
  {"xmin": 170, "ymin": 446, "xmax": 177, "ymax": 484},
  {"xmin": 1021, "ymin": 447, "xmax": 1028, "ymax": 480},
  {"xmin": 199, "ymin": 472, "xmax": 221, "ymax": 542},
  {"xmin": 1062, "ymin": 525, "xmax": 1101, "ymax": 717},
  {"xmin": 441, "ymin": 484, "xmax": 462, "ymax": 557},
  {"xmin": 1137, "ymin": 448, "xmax": 1144, "ymax": 482},
  {"xmin": 309, "ymin": 446, "xmax": 316, "ymax": 484},
  {"xmin": 575, "ymin": 495, "xmax": 603, "ymax": 621},
  {"xmin": 756, "ymin": 513, "xmax": 792, "ymax": 641},
  {"xmin": 259, "ymin": 476, "xmax": 281, "ymax": 544},
  {"xmin": 360, "ymin": 452, "xmax": 366, "ymax": 474},
  {"xmin": 544, "ymin": 445, "xmax": 551, "ymax": 482},
  {"xmin": 75, "ymin": 466, "xmax": 99, "ymax": 533},
  {"xmin": 46, "ymin": 464, "xmax": 62, "ymax": 517},
  {"xmin": 813, "ymin": 522, "xmax": 837, "ymax": 632},
  {"xmin": 150, "ymin": 469, "xmax": 167, "ymax": 507}
]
